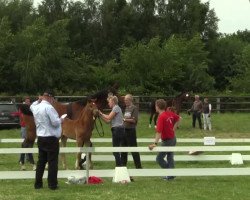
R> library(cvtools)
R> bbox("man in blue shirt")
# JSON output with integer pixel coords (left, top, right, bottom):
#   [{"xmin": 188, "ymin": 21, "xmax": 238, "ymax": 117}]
[{"xmin": 30, "ymin": 90, "xmax": 63, "ymax": 190}]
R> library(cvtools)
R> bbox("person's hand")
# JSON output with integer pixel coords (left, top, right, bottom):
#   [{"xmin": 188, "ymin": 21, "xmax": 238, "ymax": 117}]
[
  {"xmin": 148, "ymin": 143, "xmax": 157, "ymax": 150},
  {"xmin": 38, "ymin": 95, "xmax": 43, "ymax": 103},
  {"xmin": 99, "ymin": 110, "xmax": 103, "ymax": 117}
]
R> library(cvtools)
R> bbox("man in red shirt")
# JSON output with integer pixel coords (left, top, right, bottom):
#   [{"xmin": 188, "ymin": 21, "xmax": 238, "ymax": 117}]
[{"xmin": 149, "ymin": 99, "xmax": 181, "ymax": 180}]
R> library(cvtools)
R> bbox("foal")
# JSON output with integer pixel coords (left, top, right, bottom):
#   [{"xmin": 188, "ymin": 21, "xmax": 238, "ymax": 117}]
[{"xmin": 61, "ymin": 102, "xmax": 99, "ymax": 170}]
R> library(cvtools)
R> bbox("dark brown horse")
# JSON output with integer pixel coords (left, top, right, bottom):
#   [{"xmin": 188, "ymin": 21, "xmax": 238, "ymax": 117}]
[
  {"xmin": 61, "ymin": 102, "xmax": 99, "ymax": 170},
  {"xmin": 148, "ymin": 92, "xmax": 190, "ymax": 127}
]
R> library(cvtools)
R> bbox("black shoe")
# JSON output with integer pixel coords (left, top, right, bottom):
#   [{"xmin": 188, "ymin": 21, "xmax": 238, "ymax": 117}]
[
  {"xmin": 163, "ymin": 176, "xmax": 176, "ymax": 181},
  {"xmin": 34, "ymin": 185, "xmax": 43, "ymax": 189},
  {"xmin": 49, "ymin": 186, "xmax": 58, "ymax": 190}
]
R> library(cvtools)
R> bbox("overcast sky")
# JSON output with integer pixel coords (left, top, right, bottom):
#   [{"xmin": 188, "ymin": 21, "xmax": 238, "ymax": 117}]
[
  {"xmin": 34, "ymin": 0, "xmax": 250, "ymax": 34},
  {"xmin": 202, "ymin": 0, "xmax": 250, "ymax": 33}
]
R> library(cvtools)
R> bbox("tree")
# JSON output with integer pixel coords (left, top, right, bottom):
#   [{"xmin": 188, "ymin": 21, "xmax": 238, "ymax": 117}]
[
  {"xmin": 0, "ymin": 17, "xmax": 15, "ymax": 93},
  {"xmin": 209, "ymin": 35, "xmax": 247, "ymax": 90},
  {"xmin": 230, "ymin": 44, "xmax": 250, "ymax": 93}
]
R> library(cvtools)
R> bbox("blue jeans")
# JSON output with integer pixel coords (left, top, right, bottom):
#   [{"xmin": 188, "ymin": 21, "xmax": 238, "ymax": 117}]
[
  {"xmin": 111, "ymin": 126, "xmax": 126, "ymax": 167},
  {"xmin": 156, "ymin": 137, "xmax": 176, "ymax": 169}
]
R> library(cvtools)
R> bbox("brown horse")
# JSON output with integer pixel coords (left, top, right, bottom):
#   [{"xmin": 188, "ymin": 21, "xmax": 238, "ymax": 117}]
[
  {"xmin": 18, "ymin": 85, "xmax": 123, "ymax": 167},
  {"xmin": 61, "ymin": 102, "xmax": 99, "ymax": 169},
  {"xmin": 149, "ymin": 92, "xmax": 190, "ymax": 127}
]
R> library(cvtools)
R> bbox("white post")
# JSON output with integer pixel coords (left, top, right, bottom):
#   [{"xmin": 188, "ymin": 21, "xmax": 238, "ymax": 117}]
[
  {"xmin": 216, "ymin": 97, "xmax": 220, "ymax": 113},
  {"xmin": 86, "ymin": 151, "xmax": 90, "ymax": 184}
]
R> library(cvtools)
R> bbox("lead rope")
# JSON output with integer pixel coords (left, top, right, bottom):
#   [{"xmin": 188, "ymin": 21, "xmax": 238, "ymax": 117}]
[{"xmin": 94, "ymin": 115, "xmax": 104, "ymax": 137}]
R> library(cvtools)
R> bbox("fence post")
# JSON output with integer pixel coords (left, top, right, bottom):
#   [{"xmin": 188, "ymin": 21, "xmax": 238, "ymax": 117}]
[
  {"xmin": 86, "ymin": 151, "xmax": 90, "ymax": 184},
  {"xmin": 216, "ymin": 97, "xmax": 220, "ymax": 113}
]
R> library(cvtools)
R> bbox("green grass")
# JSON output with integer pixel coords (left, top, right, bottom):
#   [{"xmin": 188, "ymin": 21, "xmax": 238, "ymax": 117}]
[{"xmin": 1, "ymin": 112, "xmax": 250, "ymax": 200}]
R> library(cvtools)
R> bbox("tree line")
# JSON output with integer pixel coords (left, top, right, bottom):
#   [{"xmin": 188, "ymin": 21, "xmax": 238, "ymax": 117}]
[{"xmin": 0, "ymin": 0, "xmax": 250, "ymax": 96}]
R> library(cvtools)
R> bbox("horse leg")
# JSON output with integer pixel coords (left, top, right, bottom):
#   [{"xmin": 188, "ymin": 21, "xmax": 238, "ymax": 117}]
[
  {"xmin": 149, "ymin": 113, "xmax": 153, "ymax": 128},
  {"xmin": 61, "ymin": 136, "xmax": 68, "ymax": 170},
  {"xmin": 153, "ymin": 113, "xmax": 159, "ymax": 128},
  {"xmin": 75, "ymin": 140, "xmax": 84, "ymax": 170},
  {"xmin": 20, "ymin": 139, "xmax": 27, "ymax": 170},
  {"xmin": 85, "ymin": 141, "xmax": 93, "ymax": 169}
]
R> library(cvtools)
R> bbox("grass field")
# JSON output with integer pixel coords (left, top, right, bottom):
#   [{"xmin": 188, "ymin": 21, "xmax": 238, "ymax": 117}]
[{"xmin": 0, "ymin": 112, "xmax": 250, "ymax": 200}]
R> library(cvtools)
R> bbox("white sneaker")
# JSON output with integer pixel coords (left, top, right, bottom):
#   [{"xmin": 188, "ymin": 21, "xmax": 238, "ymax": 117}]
[{"xmin": 148, "ymin": 124, "xmax": 152, "ymax": 128}]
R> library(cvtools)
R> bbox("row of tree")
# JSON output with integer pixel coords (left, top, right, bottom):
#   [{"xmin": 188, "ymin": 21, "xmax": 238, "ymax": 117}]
[{"xmin": 0, "ymin": 0, "xmax": 250, "ymax": 95}]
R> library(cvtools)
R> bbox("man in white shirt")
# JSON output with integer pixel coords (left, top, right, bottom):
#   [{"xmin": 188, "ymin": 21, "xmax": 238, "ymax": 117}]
[{"xmin": 30, "ymin": 90, "xmax": 63, "ymax": 190}]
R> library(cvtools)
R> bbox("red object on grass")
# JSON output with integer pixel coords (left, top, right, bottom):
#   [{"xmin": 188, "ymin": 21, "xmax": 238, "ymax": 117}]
[{"xmin": 88, "ymin": 176, "xmax": 103, "ymax": 184}]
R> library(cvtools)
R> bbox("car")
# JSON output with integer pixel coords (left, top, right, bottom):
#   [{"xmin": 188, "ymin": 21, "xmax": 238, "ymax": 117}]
[{"xmin": 0, "ymin": 102, "xmax": 20, "ymax": 129}]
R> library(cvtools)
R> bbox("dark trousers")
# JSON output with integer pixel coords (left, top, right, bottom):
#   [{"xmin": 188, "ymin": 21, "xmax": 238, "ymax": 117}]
[
  {"xmin": 20, "ymin": 141, "xmax": 35, "ymax": 165},
  {"xmin": 192, "ymin": 111, "xmax": 202, "ymax": 129},
  {"xmin": 35, "ymin": 136, "xmax": 59, "ymax": 189},
  {"xmin": 124, "ymin": 128, "xmax": 142, "ymax": 169},
  {"xmin": 111, "ymin": 127, "xmax": 127, "ymax": 167},
  {"xmin": 156, "ymin": 137, "xmax": 176, "ymax": 169}
]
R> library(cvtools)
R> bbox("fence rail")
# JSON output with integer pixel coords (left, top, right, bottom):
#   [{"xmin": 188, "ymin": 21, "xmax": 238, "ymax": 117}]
[
  {"xmin": 2, "ymin": 138, "xmax": 250, "ymax": 143},
  {"xmin": 0, "ymin": 145, "xmax": 250, "ymax": 180},
  {"xmin": 1, "ymin": 95, "xmax": 250, "ymax": 112}
]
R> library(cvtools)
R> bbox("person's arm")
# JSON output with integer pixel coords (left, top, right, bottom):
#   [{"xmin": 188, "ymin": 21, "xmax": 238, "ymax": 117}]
[
  {"xmin": 173, "ymin": 116, "xmax": 181, "ymax": 132},
  {"xmin": 149, "ymin": 132, "xmax": 161, "ymax": 150},
  {"xmin": 124, "ymin": 106, "xmax": 138, "ymax": 124},
  {"xmin": 149, "ymin": 114, "xmax": 163, "ymax": 150},
  {"xmin": 208, "ymin": 104, "xmax": 212, "ymax": 117},
  {"xmin": 30, "ymin": 96, "xmax": 43, "ymax": 112},
  {"xmin": 99, "ymin": 110, "xmax": 116, "ymax": 123},
  {"xmin": 47, "ymin": 107, "xmax": 62, "ymax": 127}
]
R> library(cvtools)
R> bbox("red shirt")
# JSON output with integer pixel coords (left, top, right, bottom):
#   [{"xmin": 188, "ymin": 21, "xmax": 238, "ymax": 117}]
[{"xmin": 156, "ymin": 111, "xmax": 180, "ymax": 140}]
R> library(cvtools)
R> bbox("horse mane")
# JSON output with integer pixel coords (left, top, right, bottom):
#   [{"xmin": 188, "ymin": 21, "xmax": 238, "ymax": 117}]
[
  {"xmin": 18, "ymin": 104, "xmax": 33, "ymax": 116},
  {"xmin": 88, "ymin": 84, "xmax": 119, "ymax": 100},
  {"xmin": 88, "ymin": 89, "xmax": 108, "ymax": 100},
  {"xmin": 74, "ymin": 98, "xmax": 88, "ymax": 106}
]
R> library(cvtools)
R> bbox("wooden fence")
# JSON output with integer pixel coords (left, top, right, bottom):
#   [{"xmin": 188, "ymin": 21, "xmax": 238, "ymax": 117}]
[{"xmin": 1, "ymin": 95, "xmax": 250, "ymax": 112}]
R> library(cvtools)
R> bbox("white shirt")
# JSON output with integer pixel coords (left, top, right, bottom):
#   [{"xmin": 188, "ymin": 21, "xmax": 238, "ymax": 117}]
[{"xmin": 30, "ymin": 100, "xmax": 62, "ymax": 138}]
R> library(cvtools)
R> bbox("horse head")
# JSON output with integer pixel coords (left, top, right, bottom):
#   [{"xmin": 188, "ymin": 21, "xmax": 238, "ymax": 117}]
[
  {"xmin": 170, "ymin": 91, "xmax": 191, "ymax": 114},
  {"xmin": 18, "ymin": 104, "xmax": 33, "ymax": 116},
  {"xmin": 88, "ymin": 83, "xmax": 123, "ymax": 110},
  {"xmin": 86, "ymin": 100, "xmax": 99, "ymax": 120}
]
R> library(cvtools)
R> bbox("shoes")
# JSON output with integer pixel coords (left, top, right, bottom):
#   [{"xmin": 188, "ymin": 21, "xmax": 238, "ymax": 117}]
[
  {"xmin": 148, "ymin": 124, "xmax": 152, "ymax": 128},
  {"xmin": 130, "ymin": 177, "xmax": 134, "ymax": 182},
  {"xmin": 34, "ymin": 185, "xmax": 43, "ymax": 189},
  {"xmin": 49, "ymin": 186, "xmax": 58, "ymax": 190},
  {"xmin": 163, "ymin": 176, "xmax": 176, "ymax": 181}
]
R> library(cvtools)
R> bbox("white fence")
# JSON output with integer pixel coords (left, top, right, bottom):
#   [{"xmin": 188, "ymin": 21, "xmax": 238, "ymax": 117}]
[{"xmin": 1, "ymin": 141, "xmax": 250, "ymax": 180}]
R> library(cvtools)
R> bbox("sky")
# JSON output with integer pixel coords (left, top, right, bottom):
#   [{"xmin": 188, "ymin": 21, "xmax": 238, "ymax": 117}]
[
  {"xmin": 202, "ymin": 0, "xmax": 250, "ymax": 33},
  {"xmin": 34, "ymin": 0, "xmax": 250, "ymax": 34}
]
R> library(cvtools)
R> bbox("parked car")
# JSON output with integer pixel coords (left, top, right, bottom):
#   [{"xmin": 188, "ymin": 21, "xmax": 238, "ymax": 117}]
[{"xmin": 0, "ymin": 102, "xmax": 20, "ymax": 129}]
